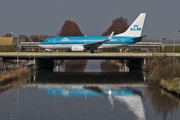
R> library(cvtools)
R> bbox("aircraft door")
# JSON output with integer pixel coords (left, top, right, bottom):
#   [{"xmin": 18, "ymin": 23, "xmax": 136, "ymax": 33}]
[
  {"xmin": 52, "ymin": 38, "xmax": 56, "ymax": 44},
  {"xmin": 121, "ymin": 38, "xmax": 125, "ymax": 44},
  {"xmin": 84, "ymin": 40, "xmax": 87, "ymax": 44}
]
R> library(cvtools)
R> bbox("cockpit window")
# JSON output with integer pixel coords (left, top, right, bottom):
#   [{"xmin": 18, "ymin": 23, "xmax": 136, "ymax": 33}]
[{"xmin": 44, "ymin": 39, "xmax": 48, "ymax": 42}]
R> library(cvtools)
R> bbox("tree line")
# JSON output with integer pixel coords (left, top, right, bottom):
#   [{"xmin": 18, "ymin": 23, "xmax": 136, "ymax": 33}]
[{"xmin": 2, "ymin": 16, "xmax": 129, "ymax": 42}]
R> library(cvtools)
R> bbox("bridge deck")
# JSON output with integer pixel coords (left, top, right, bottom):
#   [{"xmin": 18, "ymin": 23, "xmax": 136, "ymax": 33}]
[{"xmin": 0, "ymin": 52, "xmax": 178, "ymax": 60}]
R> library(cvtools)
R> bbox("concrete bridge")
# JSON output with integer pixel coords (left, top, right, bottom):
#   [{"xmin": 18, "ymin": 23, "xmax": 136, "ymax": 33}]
[{"xmin": 0, "ymin": 52, "xmax": 179, "ymax": 70}]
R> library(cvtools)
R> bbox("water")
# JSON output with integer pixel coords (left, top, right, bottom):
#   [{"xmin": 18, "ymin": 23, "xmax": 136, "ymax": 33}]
[{"xmin": 0, "ymin": 60, "xmax": 180, "ymax": 120}]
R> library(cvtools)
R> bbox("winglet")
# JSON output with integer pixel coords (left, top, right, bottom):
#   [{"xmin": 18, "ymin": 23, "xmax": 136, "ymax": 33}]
[{"xmin": 107, "ymin": 31, "xmax": 114, "ymax": 41}]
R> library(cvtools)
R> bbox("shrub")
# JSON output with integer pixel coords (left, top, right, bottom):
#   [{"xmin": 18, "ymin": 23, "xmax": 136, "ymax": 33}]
[{"xmin": 147, "ymin": 54, "xmax": 180, "ymax": 84}]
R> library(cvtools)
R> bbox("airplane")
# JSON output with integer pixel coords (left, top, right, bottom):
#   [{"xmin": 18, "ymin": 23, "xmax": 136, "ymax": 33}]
[{"xmin": 38, "ymin": 13, "xmax": 147, "ymax": 53}]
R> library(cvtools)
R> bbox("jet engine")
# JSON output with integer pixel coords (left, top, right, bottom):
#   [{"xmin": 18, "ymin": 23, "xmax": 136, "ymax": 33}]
[{"xmin": 71, "ymin": 45, "xmax": 85, "ymax": 51}]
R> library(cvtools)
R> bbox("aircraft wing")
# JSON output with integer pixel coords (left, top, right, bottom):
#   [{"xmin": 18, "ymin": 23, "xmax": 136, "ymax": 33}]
[{"xmin": 84, "ymin": 31, "xmax": 114, "ymax": 48}]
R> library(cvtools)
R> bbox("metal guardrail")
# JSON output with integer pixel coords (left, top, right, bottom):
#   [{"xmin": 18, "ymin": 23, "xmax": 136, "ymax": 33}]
[
  {"xmin": 21, "ymin": 42, "xmax": 40, "ymax": 45},
  {"xmin": 135, "ymin": 42, "xmax": 162, "ymax": 45}
]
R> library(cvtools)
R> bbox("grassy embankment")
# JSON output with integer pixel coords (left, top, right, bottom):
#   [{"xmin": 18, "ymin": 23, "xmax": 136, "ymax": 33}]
[
  {"xmin": 164, "ymin": 46, "xmax": 180, "ymax": 52},
  {"xmin": 0, "ymin": 67, "xmax": 30, "ymax": 91},
  {"xmin": 0, "ymin": 45, "xmax": 17, "ymax": 52},
  {"xmin": 147, "ymin": 55, "xmax": 180, "ymax": 96}
]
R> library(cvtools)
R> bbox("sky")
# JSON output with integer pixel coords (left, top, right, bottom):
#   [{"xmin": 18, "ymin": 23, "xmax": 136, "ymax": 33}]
[{"xmin": 0, "ymin": 0, "xmax": 180, "ymax": 40}]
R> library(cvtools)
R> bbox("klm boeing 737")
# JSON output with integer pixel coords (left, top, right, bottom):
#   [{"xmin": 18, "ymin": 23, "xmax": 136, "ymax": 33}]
[{"xmin": 39, "ymin": 13, "xmax": 147, "ymax": 53}]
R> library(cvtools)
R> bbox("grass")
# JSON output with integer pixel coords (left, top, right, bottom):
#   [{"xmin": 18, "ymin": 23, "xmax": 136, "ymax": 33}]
[
  {"xmin": 160, "ymin": 78, "xmax": 180, "ymax": 95},
  {"xmin": 164, "ymin": 46, "xmax": 180, "ymax": 52}
]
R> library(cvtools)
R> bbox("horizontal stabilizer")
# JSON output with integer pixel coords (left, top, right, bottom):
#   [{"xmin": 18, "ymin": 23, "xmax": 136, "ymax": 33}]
[{"xmin": 132, "ymin": 35, "xmax": 147, "ymax": 40}]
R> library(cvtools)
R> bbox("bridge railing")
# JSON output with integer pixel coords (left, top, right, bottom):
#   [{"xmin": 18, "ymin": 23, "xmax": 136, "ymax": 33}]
[
  {"xmin": 21, "ymin": 42, "xmax": 40, "ymax": 45},
  {"xmin": 135, "ymin": 42, "xmax": 162, "ymax": 45},
  {"xmin": 20, "ymin": 42, "xmax": 163, "ymax": 46}
]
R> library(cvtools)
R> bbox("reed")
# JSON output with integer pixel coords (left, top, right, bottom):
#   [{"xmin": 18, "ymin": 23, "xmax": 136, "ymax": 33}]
[
  {"xmin": 0, "ymin": 67, "xmax": 30, "ymax": 85},
  {"xmin": 147, "ymin": 55, "xmax": 180, "ymax": 83}
]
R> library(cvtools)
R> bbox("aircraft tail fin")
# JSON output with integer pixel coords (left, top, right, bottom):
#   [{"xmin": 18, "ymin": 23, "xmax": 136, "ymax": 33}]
[{"xmin": 115, "ymin": 13, "xmax": 146, "ymax": 37}]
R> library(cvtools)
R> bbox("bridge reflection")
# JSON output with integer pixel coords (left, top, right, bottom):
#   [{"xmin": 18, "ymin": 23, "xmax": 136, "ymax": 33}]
[
  {"xmin": 31, "ymin": 69, "xmax": 144, "ymax": 84},
  {"xmin": 31, "ymin": 60, "xmax": 145, "ymax": 83}
]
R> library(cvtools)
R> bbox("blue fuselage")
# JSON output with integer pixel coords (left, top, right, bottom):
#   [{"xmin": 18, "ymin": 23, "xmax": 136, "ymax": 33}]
[{"xmin": 38, "ymin": 36, "xmax": 141, "ymax": 50}]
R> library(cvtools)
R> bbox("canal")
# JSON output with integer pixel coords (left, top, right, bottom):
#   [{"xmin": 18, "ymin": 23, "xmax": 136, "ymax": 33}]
[{"xmin": 0, "ymin": 60, "xmax": 180, "ymax": 120}]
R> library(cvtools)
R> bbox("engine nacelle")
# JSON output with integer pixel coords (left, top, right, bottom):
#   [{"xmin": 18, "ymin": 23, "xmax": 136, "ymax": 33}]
[
  {"xmin": 98, "ymin": 45, "xmax": 103, "ymax": 49},
  {"xmin": 71, "ymin": 45, "xmax": 85, "ymax": 51},
  {"xmin": 45, "ymin": 49, "xmax": 52, "ymax": 52}
]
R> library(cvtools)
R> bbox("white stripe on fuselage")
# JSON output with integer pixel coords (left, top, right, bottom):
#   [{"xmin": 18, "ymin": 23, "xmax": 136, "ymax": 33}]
[{"xmin": 38, "ymin": 44, "xmax": 125, "ymax": 50}]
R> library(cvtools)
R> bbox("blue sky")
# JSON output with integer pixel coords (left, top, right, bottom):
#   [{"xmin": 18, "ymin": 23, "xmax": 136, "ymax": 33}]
[{"xmin": 0, "ymin": 0, "xmax": 180, "ymax": 40}]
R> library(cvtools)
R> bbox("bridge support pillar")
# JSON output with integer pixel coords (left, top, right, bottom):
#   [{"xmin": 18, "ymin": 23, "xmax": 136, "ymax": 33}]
[
  {"xmin": 33, "ymin": 58, "xmax": 54, "ymax": 70},
  {"xmin": 144, "ymin": 58, "xmax": 146, "ymax": 65}
]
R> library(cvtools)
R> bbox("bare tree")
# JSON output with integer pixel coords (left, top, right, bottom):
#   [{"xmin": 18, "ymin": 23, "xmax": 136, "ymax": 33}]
[
  {"xmin": 102, "ymin": 17, "xmax": 129, "ymax": 36},
  {"xmin": 58, "ymin": 20, "xmax": 84, "ymax": 36},
  {"xmin": 3, "ymin": 33, "xmax": 12, "ymax": 37},
  {"xmin": 29, "ymin": 35, "xmax": 49, "ymax": 42}
]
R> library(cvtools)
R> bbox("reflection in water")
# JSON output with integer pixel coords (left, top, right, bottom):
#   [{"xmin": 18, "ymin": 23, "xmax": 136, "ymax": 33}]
[
  {"xmin": 0, "ymin": 75, "xmax": 30, "ymax": 94},
  {"xmin": 2, "ymin": 60, "xmax": 180, "ymax": 120},
  {"xmin": 115, "ymin": 96, "xmax": 145, "ymax": 120},
  {"xmin": 146, "ymin": 86, "xmax": 180, "ymax": 120},
  {"xmin": 28, "ymin": 60, "xmax": 145, "ymax": 119},
  {"xmin": 37, "ymin": 85, "xmax": 145, "ymax": 120},
  {"xmin": 39, "ymin": 86, "xmax": 142, "ymax": 98}
]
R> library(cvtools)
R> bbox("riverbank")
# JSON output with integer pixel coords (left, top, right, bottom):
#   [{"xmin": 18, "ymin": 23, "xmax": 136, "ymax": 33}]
[
  {"xmin": 0, "ymin": 67, "xmax": 30, "ymax": 91},
  {"xmin": 160, "ymin": 78, "xmax": 180, "ymax": 96},
  {"xmin": 147, "ymin": 55, "xmax": 180, "ymax": 97}
]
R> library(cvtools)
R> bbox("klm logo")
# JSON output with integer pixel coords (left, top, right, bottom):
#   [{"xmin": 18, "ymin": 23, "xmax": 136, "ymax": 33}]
[
  {"xmin": 130, "ymin": 24, "xmax": 142, "ymax": 31},
  {"xmin": 62, "ymin": 37, "xmax": 69, "ymax": 41}
]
